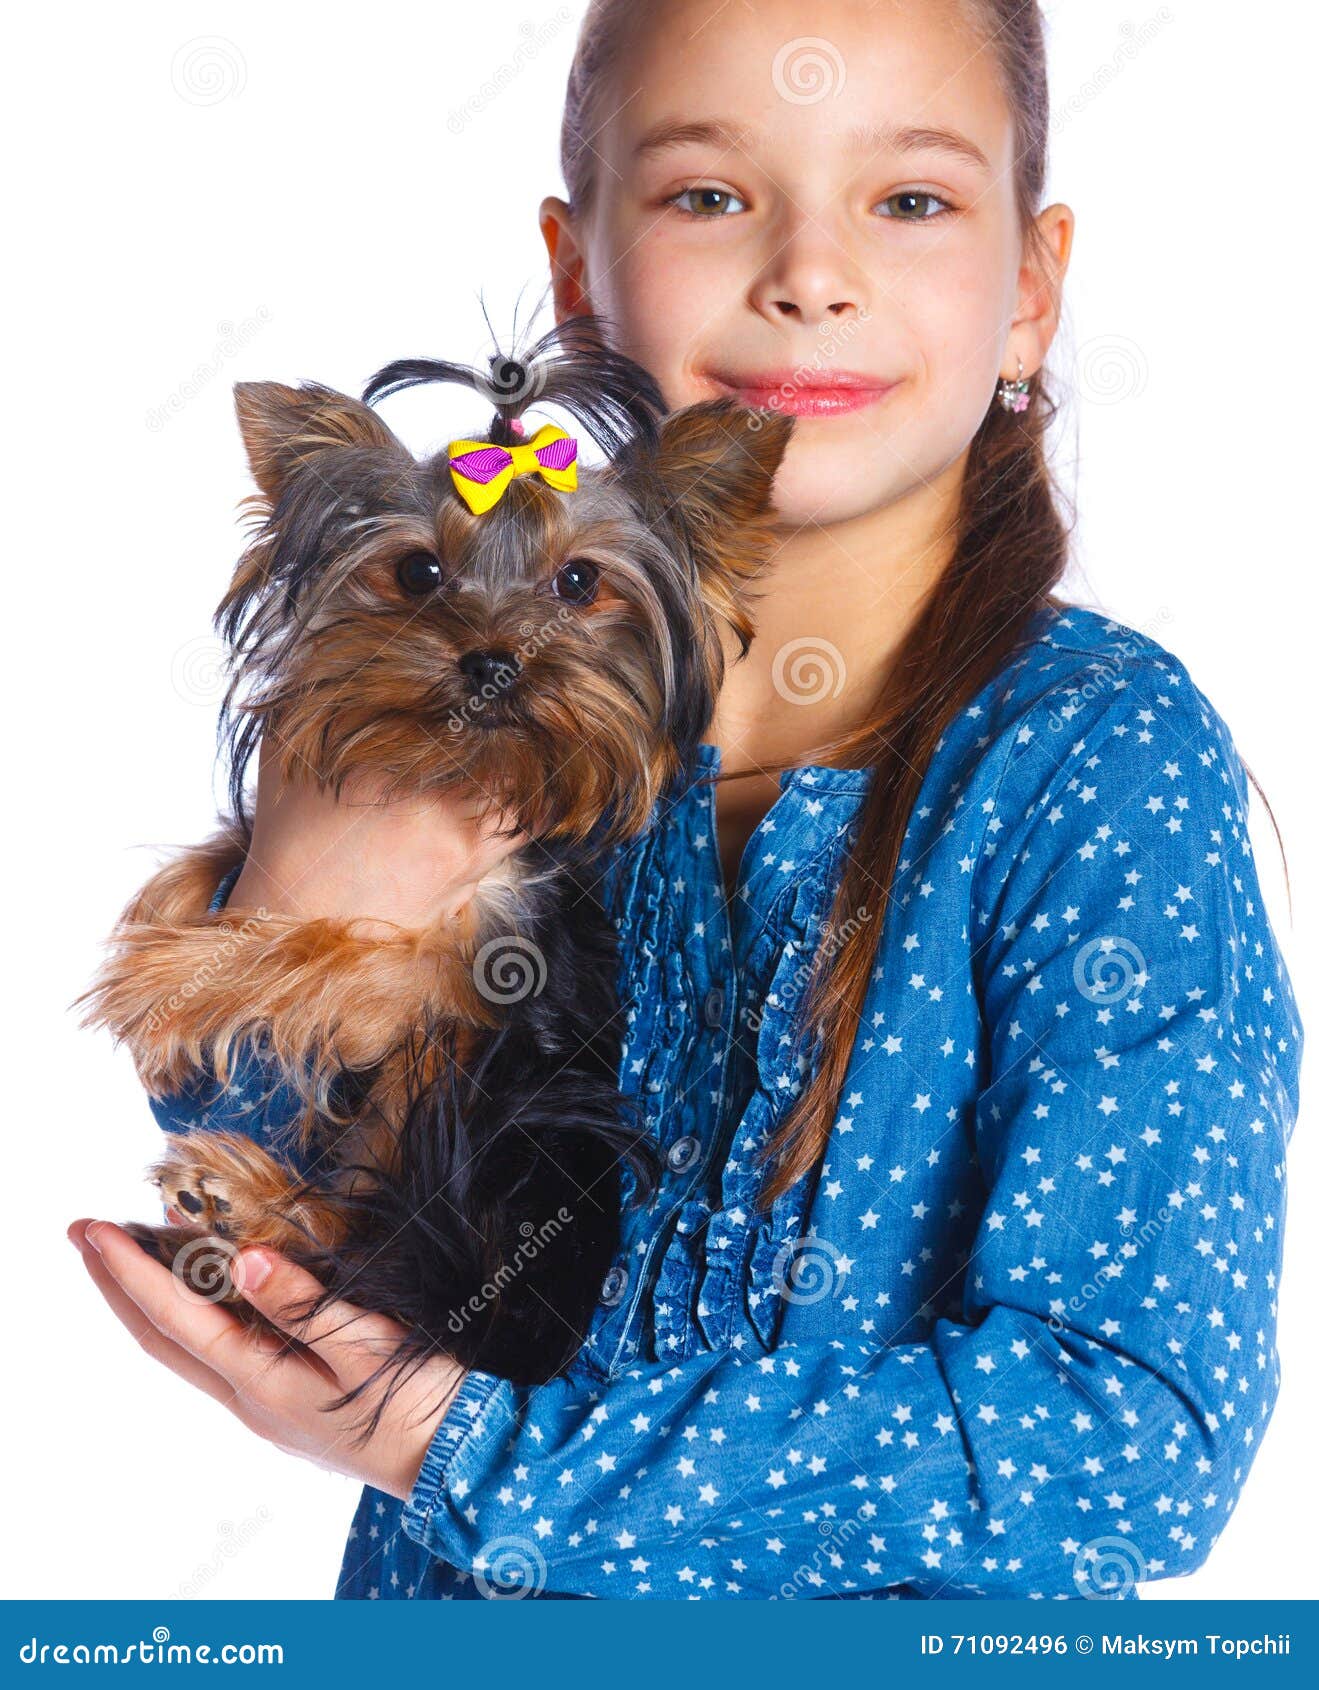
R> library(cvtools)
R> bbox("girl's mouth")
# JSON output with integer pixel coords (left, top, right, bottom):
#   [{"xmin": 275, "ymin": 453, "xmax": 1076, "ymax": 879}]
[{"xmin": 704, "ymin": 368, "xmax": 899, "ymax": 417}]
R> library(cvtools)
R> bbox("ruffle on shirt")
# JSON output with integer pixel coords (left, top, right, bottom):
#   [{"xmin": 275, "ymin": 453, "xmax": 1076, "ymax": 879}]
[
  {"xmin": 696, "ymin": 816, "xmax": 862, "ymax": 1354},
  {"xmin": 577, "ymin": 749, "xmax": 872, "ymax": 1372}
]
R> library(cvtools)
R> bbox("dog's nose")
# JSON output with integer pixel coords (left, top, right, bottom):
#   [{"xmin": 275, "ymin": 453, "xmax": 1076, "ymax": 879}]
[{"xmin": 457, "ymin": 648, "xmax": 519, "ymax": 691}]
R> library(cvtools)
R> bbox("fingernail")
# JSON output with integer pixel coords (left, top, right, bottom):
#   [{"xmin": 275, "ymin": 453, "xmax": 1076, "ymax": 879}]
[
  {"xmin": 83, "ymin": 1224, "xmax": 105, "ymax": 1254},
  {"xmin": 235, "ymin": 1249, "xmax": 272, "ymax": 1293}
]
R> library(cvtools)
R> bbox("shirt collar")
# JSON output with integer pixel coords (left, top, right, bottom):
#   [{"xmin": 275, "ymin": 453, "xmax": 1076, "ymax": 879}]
[{"xmin": 692, "ymin": 739, "xmax": 870, "ymax": 797}]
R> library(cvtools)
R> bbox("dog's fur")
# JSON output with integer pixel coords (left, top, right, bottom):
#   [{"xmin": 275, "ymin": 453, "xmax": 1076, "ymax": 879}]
[{"xmin": 76, "ymin": 315, "xmax": 793, "ymax": 1427}]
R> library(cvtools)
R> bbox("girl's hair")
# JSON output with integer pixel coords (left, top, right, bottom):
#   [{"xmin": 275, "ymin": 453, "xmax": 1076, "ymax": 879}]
[{"xmin": 560, "ymin": 1, "xmax": 1286, "ymax": 1209}]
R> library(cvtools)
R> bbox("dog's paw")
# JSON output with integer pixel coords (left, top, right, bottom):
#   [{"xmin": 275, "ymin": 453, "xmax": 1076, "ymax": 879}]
[
  {"xmin": 144, "ymin": 1130, "xmax": 351, "ymax": 1261},
  {"xmin": 153, "ymin": 1151, "xmax": 238, "ymax": 1237},
  {"xmin": 147, "ymin": 1131, "xmax": 298, "ymax": 1253}
]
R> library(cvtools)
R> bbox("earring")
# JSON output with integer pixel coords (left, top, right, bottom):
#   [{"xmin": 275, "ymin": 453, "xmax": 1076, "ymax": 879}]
[{"xmin": 998, "ymin": 357, "xmax": 1032, "ymax": 414}]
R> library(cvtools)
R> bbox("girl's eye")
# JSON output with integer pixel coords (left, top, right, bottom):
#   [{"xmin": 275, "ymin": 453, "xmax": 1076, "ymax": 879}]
[
  {"xmin": 669, "ymin": 185, "xmax": 748, "ymax": 218},
  {"xmin": 395, "ymin": 551, "xmax": 444, "ymax": 596},
  {"xmin": 552, "ymin": 558, "xmax": 600, "ymax": 604},
  {"xmin": 875, "ymin": 190, "xmax": 953, "ymax": 222}
]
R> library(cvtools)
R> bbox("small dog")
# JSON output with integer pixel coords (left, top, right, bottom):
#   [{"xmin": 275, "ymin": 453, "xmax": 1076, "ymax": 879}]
[{"xmin": 78, "ymin": 316, "xmax": 793, "ymax": 1414}]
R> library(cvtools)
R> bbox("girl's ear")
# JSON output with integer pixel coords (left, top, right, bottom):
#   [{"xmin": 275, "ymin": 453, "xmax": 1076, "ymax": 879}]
[
  {"xmin": 620, "ymin": 398, "xmax": 795, "ymax": 651},
  {"xmin": 233, "ymin": 381, "xmax": 407, "ymax": 501}
]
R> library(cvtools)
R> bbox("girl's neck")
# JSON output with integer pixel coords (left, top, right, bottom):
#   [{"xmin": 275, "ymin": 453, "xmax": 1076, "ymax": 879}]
[{"xmin": 707, "ymin": 458, "xmax": 963, "ymax": 780}]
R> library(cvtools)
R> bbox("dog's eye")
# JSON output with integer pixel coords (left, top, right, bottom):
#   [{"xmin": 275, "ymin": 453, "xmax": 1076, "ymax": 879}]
[
  {"xmin": 395, "ymin": 551, "xmax": 444, "ymax": 596},
  {"xmin": 552, "ymin": 558, "xmax": 600, "ymax": 605}
]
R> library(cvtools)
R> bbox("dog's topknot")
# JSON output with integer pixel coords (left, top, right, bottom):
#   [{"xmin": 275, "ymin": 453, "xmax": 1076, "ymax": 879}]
[{"xmin": 361, "ymin": 312, "xmax": 667, "ymax": 459}]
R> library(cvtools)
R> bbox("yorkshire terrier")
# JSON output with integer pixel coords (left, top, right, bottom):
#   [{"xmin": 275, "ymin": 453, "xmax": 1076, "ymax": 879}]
[{"xmin": 77, "ymin": 315, "xmax": 793, "ymax": 1415}]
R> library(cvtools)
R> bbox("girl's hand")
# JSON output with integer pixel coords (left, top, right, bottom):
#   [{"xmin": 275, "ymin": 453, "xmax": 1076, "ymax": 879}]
[
  {"xmin": 226, "ymin": 734, "xmax": 528, "ymax": 932},
  {"xmin": 67, "ymin": 1218, "xmax": 464, "ymax": 1502}
]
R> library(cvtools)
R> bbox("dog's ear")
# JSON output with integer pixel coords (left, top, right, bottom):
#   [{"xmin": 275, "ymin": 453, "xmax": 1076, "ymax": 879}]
[
  {"xmin": 234, "ymin": 381, "xmax": 406, "ymax": 501},
  {"xmin": 619, "ymin": 399, "xmax": 794, "ymax": 653}
]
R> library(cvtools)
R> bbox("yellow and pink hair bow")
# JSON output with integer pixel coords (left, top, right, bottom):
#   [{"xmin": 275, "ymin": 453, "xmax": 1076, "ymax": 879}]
[{"xmin": 445, "ymin": 422, "xmax": 579, "ymax": 516}]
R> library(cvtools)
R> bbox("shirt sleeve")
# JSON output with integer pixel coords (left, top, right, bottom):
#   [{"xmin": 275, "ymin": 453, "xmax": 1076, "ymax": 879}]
[
  {"xmin": 144, "ymin": 863, "xmax": 315, "ymax": 1173},
  {"xmin": 398, "ymin": 667, "xmax": 1302, "ymax": 1600}
]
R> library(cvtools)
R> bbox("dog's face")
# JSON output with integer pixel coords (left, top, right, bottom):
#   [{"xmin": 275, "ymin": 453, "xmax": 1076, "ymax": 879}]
[{"xmin": 220, "ymin": 378, "xmax": 793, "ymax": 844}]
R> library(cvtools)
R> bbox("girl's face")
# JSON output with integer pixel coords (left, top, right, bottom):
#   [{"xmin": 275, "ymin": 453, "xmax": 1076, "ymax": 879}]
[{"xmin": 545, "ymin": 0, "xmax": 1062, "ymax": 529}]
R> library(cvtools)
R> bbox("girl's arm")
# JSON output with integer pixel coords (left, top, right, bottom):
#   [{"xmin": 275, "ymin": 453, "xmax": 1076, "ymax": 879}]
[
  {"xmin": 390, "ymin": 676, "xmax": 1302, "ymax": 1600},
  {"xmin": 140, "ymin": 737, "xmax": 525, "ymax": 1161}
]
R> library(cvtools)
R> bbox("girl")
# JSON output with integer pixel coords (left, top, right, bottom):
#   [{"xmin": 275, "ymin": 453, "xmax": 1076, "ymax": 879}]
[{"xmin": 71, "ymin": 0, "xmax": 1302, "ymax": 1600}]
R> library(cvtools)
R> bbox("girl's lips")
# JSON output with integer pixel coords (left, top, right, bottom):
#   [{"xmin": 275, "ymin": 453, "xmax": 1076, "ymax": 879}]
[{"xmin": 705, "ymin": 371, "xmax": 899, "ymax": 417}]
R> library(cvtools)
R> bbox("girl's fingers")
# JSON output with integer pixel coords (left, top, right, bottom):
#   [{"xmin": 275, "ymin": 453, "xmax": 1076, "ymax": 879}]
[
  {"xmin": 68, "ymin": 1220, "xmax": 238, "ymax": 1406},
  {"xmin": 80, "ymin": 1220, "xmax": 285, "ymax": 1392},
  {"xmin": 233, "ymin": 1249, "xmax": 410, "ymax": 1389}
]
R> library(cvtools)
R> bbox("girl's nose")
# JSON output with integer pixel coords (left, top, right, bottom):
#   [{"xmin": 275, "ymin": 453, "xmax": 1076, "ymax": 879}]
[{"xmin": 748, "ymin": 231, "xmax": 868, "ymax": 329}]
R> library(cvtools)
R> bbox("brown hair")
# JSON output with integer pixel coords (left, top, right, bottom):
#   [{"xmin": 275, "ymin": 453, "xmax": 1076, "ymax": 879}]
[{"xmin": 558, "ymin": 0, "xmax": 1283, "ymax": 1209}]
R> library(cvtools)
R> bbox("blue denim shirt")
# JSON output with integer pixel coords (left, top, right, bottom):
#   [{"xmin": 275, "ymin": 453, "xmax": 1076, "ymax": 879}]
[{"xmin": 152, "ymin": 603, "xmax": 1302, "ymax": 1600}]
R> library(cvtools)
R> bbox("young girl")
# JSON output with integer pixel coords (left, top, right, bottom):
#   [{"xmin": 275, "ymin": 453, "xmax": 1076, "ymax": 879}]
[{"xmin": 71, "ymin": 0, "xmax": 1302, "ymax": 1600}]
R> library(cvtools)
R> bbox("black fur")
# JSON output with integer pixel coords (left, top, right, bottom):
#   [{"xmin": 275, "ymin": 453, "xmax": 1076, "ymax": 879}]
[
  {"xmin": 263, "ymin": 843, "xmax": 657, "ymax": 1435},
  {"xmin": 363, "ymin": 312, "xmax": 668, "ymax": 456}
]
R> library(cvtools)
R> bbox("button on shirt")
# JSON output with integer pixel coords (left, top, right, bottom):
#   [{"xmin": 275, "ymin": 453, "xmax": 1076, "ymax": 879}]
[{"xmin": 153, "ymin": 604, "xmax": 1303, "ymax": 1600}]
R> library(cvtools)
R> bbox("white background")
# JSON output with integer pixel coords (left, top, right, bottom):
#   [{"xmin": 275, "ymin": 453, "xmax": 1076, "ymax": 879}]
[{"xmin": 4, "ymin": 1, "xmax": 1314, "ymax": 1600}]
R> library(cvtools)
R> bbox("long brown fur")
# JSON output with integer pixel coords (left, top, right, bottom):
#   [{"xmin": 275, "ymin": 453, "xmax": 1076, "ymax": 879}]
[{"xmin": 74, "ymin": 322, "xmax": 794, "ymax": 1360}]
